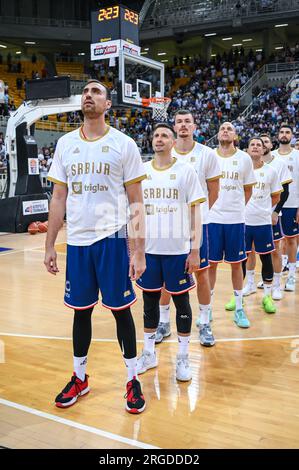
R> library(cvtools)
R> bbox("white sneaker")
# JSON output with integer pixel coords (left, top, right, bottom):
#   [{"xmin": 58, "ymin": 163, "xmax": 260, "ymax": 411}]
[
  {"xmin": 272, "ymin": 286, "xmax": 283, "ymax": 300},
  {"xmin": 285, "ymin": 276, "xmax": 296, "ymax": 292},
  {"xmin": 243, "ymin": 283, "xmax": 257, "ymax": 296},
  {"xmin": 176, "ymin": 354, "xmax": 192, "ymax": 382},
  {"xmin": 137, "ymin": 350, "xmax": 158, "ymax": 375},
  {"xmin": 257, "ymin": 280, "xmax": 264, "ymax": 289}
]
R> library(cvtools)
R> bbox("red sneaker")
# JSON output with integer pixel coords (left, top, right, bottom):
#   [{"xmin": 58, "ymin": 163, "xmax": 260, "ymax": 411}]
[
  {"xmin": 125, "ymin": 377, "xmax": 146, "ymax": 414},
  {"xmin": 55, "ymin": 373, "xmax": 90, "ymax": 408}
]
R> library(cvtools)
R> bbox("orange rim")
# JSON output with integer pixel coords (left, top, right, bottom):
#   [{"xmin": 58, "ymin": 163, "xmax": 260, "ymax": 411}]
[{"xmin": 141, "ymin": 97, "xmax": 171, "ymax": 107}]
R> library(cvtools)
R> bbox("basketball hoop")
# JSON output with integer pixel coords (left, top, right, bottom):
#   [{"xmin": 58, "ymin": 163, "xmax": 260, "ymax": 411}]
[{"xmin": 142, "ymin": 97, "xmax": 171, "ymax": 121}]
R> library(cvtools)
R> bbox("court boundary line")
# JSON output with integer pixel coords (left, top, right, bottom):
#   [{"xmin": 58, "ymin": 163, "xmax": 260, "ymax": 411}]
[
  {"xmin": 0, "ymin": 242, "xmax": 66, "ymax": 257},
  {"xmin": 0, "ymin": 398, "xmax": 159, "ymax": 450},
  {"xmin": 1, "ymin": 332, "xmax": 298, "ymax": 343}
]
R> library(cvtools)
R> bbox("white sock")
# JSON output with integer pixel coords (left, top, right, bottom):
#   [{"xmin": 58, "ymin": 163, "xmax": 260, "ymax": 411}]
[
  {"xmin": 178, "ymin": 335, "xmax": 190, "ymax": 356},
  {"xmin": 160, "ymin": 304, "xmax": 170, "ymax": 323},
  {"xmin": 144, "ymin": 331, "xmax": 156, "ymax": 354},
  {"xmin": 282, "ymin": 255, "xmax": 288, "ymax": 268},
  {"xmin": 273, "ymin": 272, "xmax": 281, "ymax": 288},
  {"xmin": 73, "ymin": 356, "xmax": 87, "ymax": 382},
  {"xmin": 246, "ymin": 269, "xmax": 255, "ymax": 284},
  {"xmin": 199, "ymin": 304, "xmax": 210, "ymax": 325},
  {"xmin": 288, "ymin": 262, "xmax": 296, "ymax": 277},
  {"xmin": 234, "ymin": 290, "xmax": 243, "ymax": 310},
  {"xmin": 124, "ymin": 357, "xmax": 137, "ymax": 382},
  {"xmin": 263, "ymin": 283, "xmax": 272, "ymax": 297}
]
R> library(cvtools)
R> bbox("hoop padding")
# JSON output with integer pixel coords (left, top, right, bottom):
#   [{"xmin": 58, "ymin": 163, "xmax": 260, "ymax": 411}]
[{"xmin": 142, "ymin": 97, "xmax": 171, "ymax": 121}]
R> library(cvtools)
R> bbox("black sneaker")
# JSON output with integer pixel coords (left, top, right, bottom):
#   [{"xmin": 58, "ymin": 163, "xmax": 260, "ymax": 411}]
[
  {"xmin": 55, "ymin": 373, "xmax": 90, "ymax": 408},
  {"xmin": 125, "ymin": 377, "xmax": 146, "ymax": 414}
]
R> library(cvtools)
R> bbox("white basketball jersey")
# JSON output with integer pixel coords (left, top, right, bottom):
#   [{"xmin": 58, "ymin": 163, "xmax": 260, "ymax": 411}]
[{"xmin": 48, "ymin": 126, "xmax": 146, "ymax": 246}]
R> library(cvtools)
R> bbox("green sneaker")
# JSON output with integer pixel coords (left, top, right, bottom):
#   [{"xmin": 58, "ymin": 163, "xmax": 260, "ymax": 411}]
[
  {"xmin": 234, "ymin": 308, "xmax": 250, "ymax": 328},
  {"xmin": 262, "ymin": 295, "xmax": 276, "ymax": 314},
  {"xmin": 225, "ymin": 295, "xmax": 236, "ymax": 311},
  {"xmin": 225, "ymin": 295, "xmax": 245, "ymax": 311}
]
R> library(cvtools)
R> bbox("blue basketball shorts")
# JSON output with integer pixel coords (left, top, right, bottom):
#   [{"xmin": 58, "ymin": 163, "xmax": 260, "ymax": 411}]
[
  {"xmin": 136, "ymin": 253, "xmax": 195, "ymax": 295},
  {"xmin": 208, "ymin": 223, "xmax": 247, "ymax": 263},
  {"xmin": 281, "ymin": 208, "xmax": 299, "ymax": 238},
  {"xmin": 272, "ymin": 218, "xmax": 284, "ymax": 242},
  {"xmin": 245, "ymin": 224, "xmax": 275, "ymax": 254},
  {"xmin": 64, "ymin": 227, "xmax": 136, "ymax": 311}
]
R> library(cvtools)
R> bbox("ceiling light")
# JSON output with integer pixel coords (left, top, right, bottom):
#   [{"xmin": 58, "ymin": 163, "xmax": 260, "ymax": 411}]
[
  {"xmin": 143, "ymin": 48, "xmax": 149, "ymax": 51},
  {"xmin": 256, "ymin": 49, "xmax": 263, "ymax": 52},
  {"xmin": 222, "ymin": 37, "xmax": 232, "ymax": 41},
  {"xmin": 25, "ymin": 41, "xmax": 36, "ymax": 44},
  {"xmin": 157, "ymin": 52, "xmax": 166, "ymax": 56},
  {"xmin": 161, "ymin": 59, "xmax": 168, "ymax": 63},
  {"xmin": 275, "ymin": 24, "xmax": 288, "ymax": 27},
  {"xmin": 242, "ymin": 39, "xmax": 253, "ymax": 42},
  {"xmin": 275, "ymin": 46, "xmax": 284, "ymax": 50},
  {"xmin": 16, "ymin": 51, "xmax": 22, "ymax": 54},
  {"xmin": 140, "ymin": 52, "xmax": 148, "ymax": 55},
  {"xmin": 211, "ymin": 54, "xmax": 216, "ymax": 57},
  {"xmin": 205, "ymin": 33, "xmax": 217, "ymax": 37},
  {"xmin": 232, "ymin": 43, "xmax": 242, "ymax": 46}
]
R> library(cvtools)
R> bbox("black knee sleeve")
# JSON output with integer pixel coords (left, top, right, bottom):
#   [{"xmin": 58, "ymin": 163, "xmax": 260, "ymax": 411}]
[
  {"xmin": 242, "ymin": 259, "xmax": 247, "ymax": 280},
  {"xmin": 111, "ymin": 307, "xmax": 137, "ymax": 359},
  {"xmin": 143, "ymin": 290, "xmax": 161, "ymax": 329},
  {"xmin": 260, "ymin": 253, "xmax": 273, "ymax": 282},
  {"xmin": 172, "ymin": 292, "xmax": 192, "ymax": 334},
  {"xmin": 73, "ymin": 307, "xmax": 93, "ymax": 357}
]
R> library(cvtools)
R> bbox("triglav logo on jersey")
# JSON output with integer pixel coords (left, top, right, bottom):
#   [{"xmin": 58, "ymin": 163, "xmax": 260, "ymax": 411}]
[
  {"xmin": 72, "ymin": 182, "xmax": 83, "ymax": 195},
  {"xmin": 145, "ymin": 204, "xmax": 154, "ymax": 215},
  {"xmin": 102, "ymin": 146, "xmax": 109, "ymax": 153}
]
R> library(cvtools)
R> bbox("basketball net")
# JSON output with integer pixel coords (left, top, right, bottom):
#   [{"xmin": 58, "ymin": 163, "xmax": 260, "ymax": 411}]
[{"xmin": 141, "ymin": 97, "xmax": 171, "ymax": 121}]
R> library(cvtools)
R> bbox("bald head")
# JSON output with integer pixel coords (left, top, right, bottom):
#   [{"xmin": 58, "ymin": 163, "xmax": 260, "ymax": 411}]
[{"xmin": 218, "ymin": 122, "xmax": 237, "ymax": 145}]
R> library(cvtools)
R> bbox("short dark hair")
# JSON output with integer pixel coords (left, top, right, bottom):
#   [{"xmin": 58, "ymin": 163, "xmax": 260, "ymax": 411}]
[
  {"xmin": 260, "ymin": 133, "xmax": 272, "ymax": 140},
  {"xmin": 279, "ymin": 124, "xmax": 293, "ymax": 133},
  {"xmin": 83, "ymin": 79, "xmax": 111, "ymax": 100},
  {"xmin": 153, "ymin": 122, "xmax": 176, "ymax": 137},
  {"xmin": 248, "ymin": 137, "xmax": 265, "ymax": 146},
  {"xmin": 174, "ymin": 109, "xmax": 194, "ymax": 120}
]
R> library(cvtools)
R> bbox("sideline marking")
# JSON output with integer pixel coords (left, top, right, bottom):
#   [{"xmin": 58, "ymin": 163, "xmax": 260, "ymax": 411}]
[
  {"xmin": 1, "ymin": 332, "xmax": 298, "ymax": 343},
  {"xmin": 0, "ymin": 398, "xmax": 159, "ymax": 450}
]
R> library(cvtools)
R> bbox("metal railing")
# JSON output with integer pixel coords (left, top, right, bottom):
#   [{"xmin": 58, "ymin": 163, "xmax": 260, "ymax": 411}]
[
  {"xmin": 0, "ymin": 171, "xmax": 7, "ymax": 199},
  {"xmin": 35, "ymin": 121, "xmax": 81, "ymax": 133},
  {"xmin": 140, "ymin": 0, "xmax": 156, "ymax": 25},
  {"xmin": 240, "ymin": 65, "xmax": 265, "ymax": 97},
  {"xmin": 240, "ymin": 62, "xmax": 299, "ymax": 97},
  {"xmin": 143, "ymin": 0, "xmax": 299, "ymax": 28}
]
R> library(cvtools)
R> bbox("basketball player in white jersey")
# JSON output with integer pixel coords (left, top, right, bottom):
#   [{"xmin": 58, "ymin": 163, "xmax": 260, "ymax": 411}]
[
  {"xmin": 45, "ymin": 80, "xmax": 146, "ymax": 414},
  {"xmin": 242, "ymin": 137, "xmax": 282, "ymax": 314},
  {"xmin": 208, "ymin": 122, "xmax": 256, "ymax": 328},
  {"xmin": 243, "ymin": 133, "xmax": 292, "ymax": 300},
  {"xmin": 136, "ymin": 123, "xmax": 205, "ymax": 381},
  {"xmin": 272, "ymin": 125, "xmax": 299, "ymax": 291},
  {"xmin": 157, "ymin": 110, "xmax": 221, "ymax": 347}
]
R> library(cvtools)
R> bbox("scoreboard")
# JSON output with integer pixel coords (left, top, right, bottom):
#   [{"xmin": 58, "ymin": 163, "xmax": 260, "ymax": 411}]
[{"xmin": 91, "ymin": 5, "xmax": 139, "ymax": 46}]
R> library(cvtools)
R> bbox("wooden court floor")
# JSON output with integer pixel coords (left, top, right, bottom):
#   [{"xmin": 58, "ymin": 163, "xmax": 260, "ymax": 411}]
[{"xmin": 0, "ymin": 226, "xmax": 299, "ymax": 449}]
